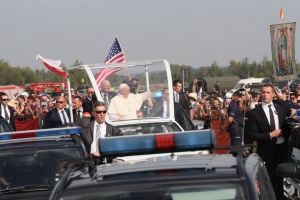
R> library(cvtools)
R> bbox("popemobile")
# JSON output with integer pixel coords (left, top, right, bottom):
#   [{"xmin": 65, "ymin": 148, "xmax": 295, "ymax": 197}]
[{"xmin": 66, "ymin": 59, "xmax": 198, "ymax": 133}]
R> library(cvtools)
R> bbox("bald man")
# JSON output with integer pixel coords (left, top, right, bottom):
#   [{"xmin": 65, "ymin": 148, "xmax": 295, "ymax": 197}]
[
  {"xmin": 43, "ymin": 96, "xmax": 70, "ymax": 129},
  {"xmin": 107, "ymin": 83, "xmax": 156, "ymax": 120},
  {"xmin": 100, "ymin": 80, "xmax": 116, "ymax": 109}
]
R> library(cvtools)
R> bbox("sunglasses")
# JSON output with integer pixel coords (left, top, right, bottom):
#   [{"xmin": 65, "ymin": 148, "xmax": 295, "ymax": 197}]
[
  {"xmin": 95, "ymin": 110, "xmax": 107, "ymax": 114},
  {"xmin": 56, "ymin": 101, "xmax": 64, "ymax": 104},
  {"xmin": 2, "ymin": 99, "xmax": 8, "ymax": 101},
  {"xmin": 88, "ymin": 92, "xmax": 95, "ymax": 94}
]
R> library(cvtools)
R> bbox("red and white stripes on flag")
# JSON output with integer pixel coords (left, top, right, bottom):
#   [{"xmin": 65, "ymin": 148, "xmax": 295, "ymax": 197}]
[
  {"xmin": 95, "ymin": 37, "xmax": 126, "ymax": 87},
  {"xmin": 36, "ymin": 54, "xmax": 67, "ymax": 79}
]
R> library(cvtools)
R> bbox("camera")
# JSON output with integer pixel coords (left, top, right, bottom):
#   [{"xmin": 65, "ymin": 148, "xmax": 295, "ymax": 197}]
[
  {"xmin": 24, "ymin": 103, "xmax": 28, "ymax": 106},
  {"xmin": 122, "ymin": 79, "xmax": 139, "ymax": 94}
]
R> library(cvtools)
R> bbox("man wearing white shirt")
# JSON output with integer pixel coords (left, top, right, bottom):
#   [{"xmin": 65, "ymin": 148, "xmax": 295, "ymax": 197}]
[
  {"xmin": 0, "ymin": 93, "xmax": 16, "ymax": 130},
  {"xmin": 82, "ymin": 87, "xmax": 95, "ymax": 115},
  {"xmin": 43, "ymin": 96, "xmax": 70, "ymax": 129},
  {"xmin": 149, "ymin": 88, "xmax": 186, "ymax": 130},
  {"xmin": 81, "ymin": 101, "xmax": 122, "ymax": 157},
  {"xmin": 100, "ymin": 80, "xmax": 116, "ymax": 109},
  {"xmin": 246, "ymin": 84, "xmax": 299, "ymax": 200},
  {"xmin": 72, "ymin": 96, "xmax": 83, "ymax": 125},
  {"xmin": 173, "ymin": 80, "xmax": 190, "ymax": 115}
]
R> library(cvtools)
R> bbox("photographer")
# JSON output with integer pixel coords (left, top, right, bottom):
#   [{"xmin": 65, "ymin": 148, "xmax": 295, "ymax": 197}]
[
  {"xmin": 129, "ymin": 78, "xmax": 140, "ymax": 94},
  {"xmin": 127, "ymin": 78, "xmax": 153, "ymax": 117},
  {"xmin": 24, "ymin": 101, "xmax": 35, "ymax": 120}
]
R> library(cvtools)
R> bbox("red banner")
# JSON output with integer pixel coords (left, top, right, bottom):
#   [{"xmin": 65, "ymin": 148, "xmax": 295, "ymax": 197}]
[{"xmin": 15, "ymin": 117, "xmax": 39, "ymax": 131}]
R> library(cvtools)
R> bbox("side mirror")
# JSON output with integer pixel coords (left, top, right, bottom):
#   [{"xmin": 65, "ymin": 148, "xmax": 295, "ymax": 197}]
[{"xmin": 277, "ymin": 163, "xmax": 300, "ymax": 178}]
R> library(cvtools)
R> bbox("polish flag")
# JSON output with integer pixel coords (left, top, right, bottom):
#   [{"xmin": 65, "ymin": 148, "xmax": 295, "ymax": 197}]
[{"xmin": 36, "ymin": 54, "xmax": 67, "ymax": 79}]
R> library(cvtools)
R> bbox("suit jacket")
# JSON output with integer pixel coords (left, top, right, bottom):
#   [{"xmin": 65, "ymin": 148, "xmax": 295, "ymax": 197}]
[
  {"xmin": 100, "ymin": 91, "xmax": 116, "ymax": 105},
  {"xmin": 43, "ymin": 108, "xmax": 71, "ymax": 129},
  {"xmin": 0, "ymin": 105, "xmax": 16, "ymax": 131},
  {"xmin": 82, "ymin": 97, "xmax": 93, "ymax": 114},
  {"xmin": 72, "ymin": 108, "xmax": 83, "ymax": 125},
  {"xmin": 149, "ymin": 100, "xmax": 186, "ymax": 130},
  {"xmin": 174, "ymin": 92, "xmax": 190, "ymax": 114},
  {"xmin": 81, "ymin": 120, "xmax": 122, "ymax": 153},
  {"xmin": 245, "ymin": 100, "xmax": 296, "ymax": 162}
]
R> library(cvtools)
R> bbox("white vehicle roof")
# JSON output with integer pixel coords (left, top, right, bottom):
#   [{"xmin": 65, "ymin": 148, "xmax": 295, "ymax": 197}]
[{"xmin": 237, "ymin": 77, "xmax": 264, "ymax": 84}]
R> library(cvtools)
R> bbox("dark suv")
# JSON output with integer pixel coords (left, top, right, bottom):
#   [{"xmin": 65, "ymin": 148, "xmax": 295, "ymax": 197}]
[
  {"xmin": 50, "ymin": 130, "xmax": 275, "ymax": 200},
  {"xmin": 0, "ymin": 127, "xmax": 88, "ymax": 200}
]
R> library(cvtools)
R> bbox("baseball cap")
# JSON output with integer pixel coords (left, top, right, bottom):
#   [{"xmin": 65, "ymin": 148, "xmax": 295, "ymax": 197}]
[
  {"xmin": 21, "ymin": 92, "xmax": 29, "ymax": 97},
  {"xmin": 233, "ymin": 90, "xmax": 243, "ymax": 97}
]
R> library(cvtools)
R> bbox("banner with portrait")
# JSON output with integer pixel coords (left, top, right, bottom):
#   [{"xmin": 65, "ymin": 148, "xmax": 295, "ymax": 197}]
[{"xmin": 270, "ymin": 22, "xmax": 297, "ymax": 81}]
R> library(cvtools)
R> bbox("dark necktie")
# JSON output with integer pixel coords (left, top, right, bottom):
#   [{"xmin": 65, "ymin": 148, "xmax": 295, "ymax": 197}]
[
  {"xmin": 61, "ymin": 110, "xmax": 67, "ymax": 124},
  {"xmin": 103, "ymin": 94, "xmax": 108, "ymax": 108},
  {"xmin": 77, "ymin": 110, "xmax": 81, "ymax": 121},
  {"xmin": 268, "ymin": 105, "xmax": 277, "ymax": 142},
  {"xmin": 3, "ymin": 106, "xmax": 9, "ymax": 120}
]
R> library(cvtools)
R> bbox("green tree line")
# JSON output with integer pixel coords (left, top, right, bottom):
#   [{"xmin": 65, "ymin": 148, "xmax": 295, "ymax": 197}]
[
  {"xmin": 1, "ymin": 57, "xmax": 299, "ymax": 88},
  {"xmin": 171, "ymin": 56, "xmax": 300, "ymax": 85}
]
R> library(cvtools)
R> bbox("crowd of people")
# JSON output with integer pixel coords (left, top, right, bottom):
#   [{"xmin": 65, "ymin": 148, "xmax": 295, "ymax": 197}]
[
  {"xmin": 1, "ymin": 78, "xmax": 300, "ymax": 199},
  {"xmin": 187, "ymin": 79, "xmax": 300, "ymax": 200}
]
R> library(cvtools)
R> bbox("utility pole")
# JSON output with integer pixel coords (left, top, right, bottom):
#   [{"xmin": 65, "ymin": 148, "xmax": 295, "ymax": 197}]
[{"xmin": 182, "ymin": 69, "xmax": 185, "ymax": 92}]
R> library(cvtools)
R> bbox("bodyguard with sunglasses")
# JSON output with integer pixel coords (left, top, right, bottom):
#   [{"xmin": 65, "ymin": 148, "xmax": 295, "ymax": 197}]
[
  {"xmin": 43, "ymin": 96, "xmax": 70, "ymax": 129},
  {"xmin": 82, "ymin": 87, "xmax": 95, "ymax": 115},
  {"xmin": 81, "ymin": 101, "xmax": 122, "ymax": 157},
  {"xmin": 0, "ymin": 93, "xmax": 16, "ymax": 130}
]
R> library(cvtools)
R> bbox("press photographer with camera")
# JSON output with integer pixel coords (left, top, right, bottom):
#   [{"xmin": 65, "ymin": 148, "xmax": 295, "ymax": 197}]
[
  {"xmin": 122, "ymin": 78, "xmax": 140, "ymax": 94},
  {"xmin": 24, "ymin": 99, "xmax": 35, "ymax": 120}
]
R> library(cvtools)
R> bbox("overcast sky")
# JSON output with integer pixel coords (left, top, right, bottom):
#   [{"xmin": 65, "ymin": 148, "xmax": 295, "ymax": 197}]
[{"xmin": 0, "ymin": 0, "xmax": 299, "ymax": 70}]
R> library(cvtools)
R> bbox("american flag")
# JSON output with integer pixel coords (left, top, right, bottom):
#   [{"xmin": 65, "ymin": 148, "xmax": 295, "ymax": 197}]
[{"xmin": 95, "ymin": 37, "xmax": 126, "ymax": 87}]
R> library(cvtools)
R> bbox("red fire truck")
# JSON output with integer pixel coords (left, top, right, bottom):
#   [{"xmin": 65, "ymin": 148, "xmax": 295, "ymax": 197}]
[
  {"xmin": 26, "ymin": 82, "xmax": 67, "ymax": 97},
  {"xmin": 0, "ymin": 85, "xmax": 25, "ymax": 98}
]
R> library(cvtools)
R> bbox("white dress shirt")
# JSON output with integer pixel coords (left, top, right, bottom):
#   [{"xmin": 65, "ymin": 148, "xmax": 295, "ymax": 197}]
[
  {"xmin": 90, "ymin": 122, "xmax": 107, "ymax": 153},
  {"xmin": 261, "ymin": 102, "xmax": 285, "ymax": 144},
  {"xmin": 57, "ymin": 108, "xmax": 70, "ymax": 124},
  {"xmin": 1, "ymin": 104, "xmax": 10, "ymax": 122}
]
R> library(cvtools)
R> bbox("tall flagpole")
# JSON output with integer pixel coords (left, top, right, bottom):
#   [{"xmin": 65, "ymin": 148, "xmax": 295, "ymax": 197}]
[{"xmin": 280, "ymin": 6, "xmax": 290, "ymax": 99}]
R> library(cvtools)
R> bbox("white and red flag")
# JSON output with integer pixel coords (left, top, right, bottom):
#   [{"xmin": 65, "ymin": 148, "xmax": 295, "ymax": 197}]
[
  {"xmin": 95, "ymin": 36, "xmax": 126, "ymax": 87},
  {"xmin": 36, "ymin": 54, "xmax": 67, "ymax": 79},
  {"xmin": 279, "ymin": 6, "xmax": 284, "ymax": 19}
]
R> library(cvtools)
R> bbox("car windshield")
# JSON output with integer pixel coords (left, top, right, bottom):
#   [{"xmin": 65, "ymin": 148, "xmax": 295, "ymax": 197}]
[
  {"xmin": 233, "ymin": 83, "xmax": 244, "ymax": 90},
  {"xmin": 0, "ymin": 120, "xmax": 13, "ymax": 133},
  {"xmin": 116, "ymin": 122, "xmax": 181, "ymax": 136},
  {"xmin": 61, "ymin": 181, "xmax": 246, "ymax": 200},
  {"xmin": 68, "ymin": 60, "xmax": 175, "ymax": 123},
  {"xmin": 0, "ymin": 146, "xmax": 82, "ymax": 189}
]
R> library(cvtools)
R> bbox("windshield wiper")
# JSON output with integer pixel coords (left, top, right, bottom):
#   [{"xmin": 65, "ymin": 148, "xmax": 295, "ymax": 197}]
[{"xmin": 0, "ymin": 185, "xmax": 54, "ymax": 194}]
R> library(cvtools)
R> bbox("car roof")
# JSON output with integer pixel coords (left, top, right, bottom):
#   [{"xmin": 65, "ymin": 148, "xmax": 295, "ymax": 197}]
[
  {"xmin": 62, "ymin": 153, "xmax": 242, "ymax": 189},
  {"xmin": 0, "ymin": 127, "xmax": 87, "ymax": 153},
  {"xmin": 96, "ymin": 154, "xmax": 237, "ymax": 177}
]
